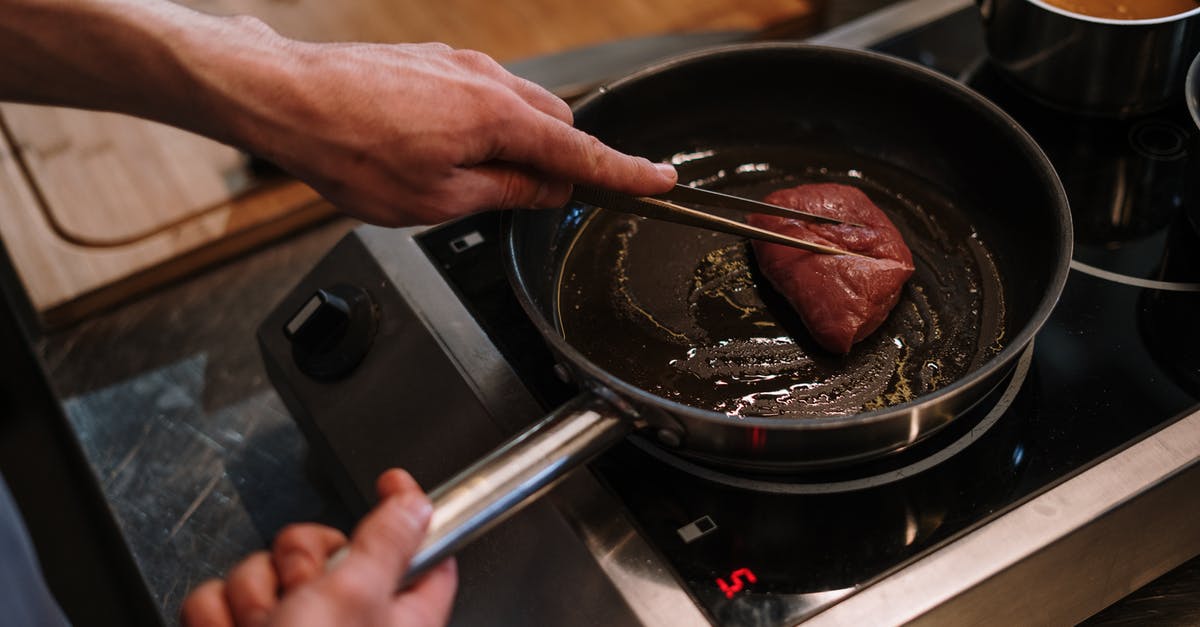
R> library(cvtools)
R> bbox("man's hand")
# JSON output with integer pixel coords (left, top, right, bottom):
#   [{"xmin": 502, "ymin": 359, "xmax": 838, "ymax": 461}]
[
  {"xmin": 0, "ymin": 1, "xmax": 677, "ymax": 227},
  {"xmin": 223, "ymin": 39, "xmax": 678, "ymax": 226},
  {"xmin": 180, "ymin": 469, "xmax": 456, "ymax": 627}
]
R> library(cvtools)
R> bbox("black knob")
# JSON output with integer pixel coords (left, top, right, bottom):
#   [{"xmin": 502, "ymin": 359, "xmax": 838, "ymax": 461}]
[{"xmin": 285, "ymin": 284, "xmax": 378, "ymax": 381}]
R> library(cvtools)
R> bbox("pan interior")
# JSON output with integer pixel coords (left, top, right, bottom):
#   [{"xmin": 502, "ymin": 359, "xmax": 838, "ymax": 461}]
[{"xmin": 556, "ymin": 145, "xmax": 1006, "ymax": 418}]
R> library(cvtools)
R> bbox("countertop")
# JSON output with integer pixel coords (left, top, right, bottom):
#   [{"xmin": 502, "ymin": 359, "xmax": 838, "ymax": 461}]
[
  {"xmin": 34, "ymin": 218, "xmax": 359, "ymax": 616},
  {"xmin": 5, "ymin": 1, "xmax": 1200, "ymax": 624}
]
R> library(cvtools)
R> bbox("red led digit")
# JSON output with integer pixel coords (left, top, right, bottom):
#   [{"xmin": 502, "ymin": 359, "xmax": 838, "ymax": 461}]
[
  {"xmin": 715, "ymin": 567, "xmax": 758, "ymax": 599},
  {"xmin": 750, "ymin": 427, "xmax": 767, "ymax": 450}
]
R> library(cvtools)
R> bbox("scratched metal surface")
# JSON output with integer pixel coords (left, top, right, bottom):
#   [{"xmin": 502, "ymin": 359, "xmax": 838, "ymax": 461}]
[
  {"xmin": 1084, "ymin": 556, "xmax": 1200, "ymax": 626},
  {"xmin": 35, "ymin": 218, "xmax": 357, "ymax": 621}
]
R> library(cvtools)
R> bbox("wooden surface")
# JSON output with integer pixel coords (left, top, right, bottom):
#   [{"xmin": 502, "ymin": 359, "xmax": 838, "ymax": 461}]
[
  {"xmin": 0, "ymin": 0, "xmax": 816, "ymax": 327},
  {"xmin": 177, "ymin": 0, "xmax": 815, "ymax": 59},
  {"xmin": 2, "ymin": 105, "xmax": 262, "ymax": 247}
]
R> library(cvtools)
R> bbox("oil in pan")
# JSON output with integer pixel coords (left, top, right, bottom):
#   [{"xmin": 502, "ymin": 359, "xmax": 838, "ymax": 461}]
[{"xmin": 556, "ymin": 145, "xmax": 1006, "ymax": 418}]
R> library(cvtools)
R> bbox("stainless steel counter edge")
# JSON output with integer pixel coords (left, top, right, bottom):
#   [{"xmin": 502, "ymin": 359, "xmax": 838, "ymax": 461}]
[
  {"xmin": 806, "ymin": 406, "xmax": 1200, "ymax": 626},
  {"xmin": 355, "ymin": 225, "xmax": 711, "ymax": 626}
]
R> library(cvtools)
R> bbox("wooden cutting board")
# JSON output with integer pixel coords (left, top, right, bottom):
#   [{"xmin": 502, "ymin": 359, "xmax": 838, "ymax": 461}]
[{"xmin": 0, "ymin": 0, "xmax": 817, "ymax": 328}]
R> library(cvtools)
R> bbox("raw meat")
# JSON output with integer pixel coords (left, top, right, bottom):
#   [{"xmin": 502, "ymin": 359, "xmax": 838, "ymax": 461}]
[{"xmin": 747, "ymin": 183, "xmax": 915, "ymax": 354}]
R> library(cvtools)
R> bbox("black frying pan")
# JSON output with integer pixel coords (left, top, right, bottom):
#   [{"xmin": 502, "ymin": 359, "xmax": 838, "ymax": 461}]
[{"xmin": 399, "ymin": 44, "xmax": 1071, "ymax": 585}]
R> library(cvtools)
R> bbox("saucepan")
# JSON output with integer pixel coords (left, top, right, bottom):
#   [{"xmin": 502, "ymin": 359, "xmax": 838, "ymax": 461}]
[
  {"xmin": 396, "ymin": 44, "xmax": 1072, "ymax": 585},
  {"xmin": 976, "ymin": 0, "xmax": 1200, "ymax": 116}
]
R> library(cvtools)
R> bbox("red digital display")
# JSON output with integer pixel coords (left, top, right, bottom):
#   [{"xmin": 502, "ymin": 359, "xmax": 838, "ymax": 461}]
[{"xmin": 716, "ymin": 567, "xmax": 757, "ymax": 599}]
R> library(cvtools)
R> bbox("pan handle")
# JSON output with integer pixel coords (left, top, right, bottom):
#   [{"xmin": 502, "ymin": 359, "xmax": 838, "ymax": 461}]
[{"xmin": 392, "ymin": 393, "xmax": 630, "ymax": 587}]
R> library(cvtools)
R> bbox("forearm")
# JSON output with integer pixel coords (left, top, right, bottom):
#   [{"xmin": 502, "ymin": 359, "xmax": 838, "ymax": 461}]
[
  {"xmin": 0, "ymin": 1, "xmax": 675, "ymax": 224},
  {"xmin": 0, "ymin": 0, "xmax": 288, "ymax": 149}
]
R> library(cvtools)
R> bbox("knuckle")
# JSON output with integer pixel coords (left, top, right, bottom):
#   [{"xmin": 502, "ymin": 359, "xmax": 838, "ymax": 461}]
[
  {"xmin": 453, "ymin": 48, "xmax": 499, "ymax": 71},
  {"xmin": 230, "ymin": 15, "xmax": 278, "ymax": 38},
  {"xmin": 422, "ymin": 42, "xmax": 454, "ymax": 54},
  {"xmin": 520, "ymin": 78, "xmax": 573, "ymax": 121},
  {"xmin": 372, "ymin": 505, "xmax": 420, "ymax": 542},
  {"xmin": 462, "ymin": 83, "xmax": 507, "ymax": 117},
  {"xmin": 579, "ymin": 133, "xmax": 607, "ymax": 175},
  {"xmin": 227, "ymin": 552, "xmax": 271, "ymax": 584},
  {"xmin": 484, "ymin": 94, "xmax": 531, "ymax": 135},
  {"xmin": 273, "ymin": 524, "xmax": 311, "ymax": 552},
  {"xmin": 553, "ymin": 99, "xmax": 574, "ymax": 125},
  {"xmin": 500, "ymin": 174, "xmax": 535, "ymax": 209}
]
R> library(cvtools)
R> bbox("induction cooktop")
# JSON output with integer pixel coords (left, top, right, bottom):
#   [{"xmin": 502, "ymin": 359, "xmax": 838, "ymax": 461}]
[{"xmin": 258, "ymin": 1, "xmax": 1200, "ymax": 624}]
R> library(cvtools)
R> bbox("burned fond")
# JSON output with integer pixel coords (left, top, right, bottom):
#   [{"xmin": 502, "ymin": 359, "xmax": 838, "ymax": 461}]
[
  {"xmin": 556, "ymin": 146, "xmax": 1006, "ymax": 418},
  {"xmin": 1040, "ymin": 0, "xmax": 1200, "ymax": 19}
]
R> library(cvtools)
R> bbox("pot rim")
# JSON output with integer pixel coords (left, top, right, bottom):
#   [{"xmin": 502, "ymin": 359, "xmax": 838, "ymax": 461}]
[{"xmin": 1023, "ymin": 0, "xmax": 1200, "ymax": 26}]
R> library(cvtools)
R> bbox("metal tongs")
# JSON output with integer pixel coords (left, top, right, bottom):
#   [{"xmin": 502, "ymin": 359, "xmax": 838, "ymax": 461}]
[{"xmin": 572, "ymin": 184, "xmax": 865, "ymax": 256}]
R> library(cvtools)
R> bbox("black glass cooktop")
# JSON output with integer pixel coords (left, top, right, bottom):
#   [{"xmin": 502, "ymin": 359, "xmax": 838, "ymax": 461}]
[{"xmin": 415, "ymin": 8, "xmax": 1200, "ymax": 625}]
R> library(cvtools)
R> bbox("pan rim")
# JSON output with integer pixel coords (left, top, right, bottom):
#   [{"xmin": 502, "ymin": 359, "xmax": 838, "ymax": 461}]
[{"xmin": 507, "ymin": 42, "xmax": 1072, "ymax": 432}]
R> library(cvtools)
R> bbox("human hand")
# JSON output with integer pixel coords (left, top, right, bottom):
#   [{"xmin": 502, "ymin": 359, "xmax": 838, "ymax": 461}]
[
  {"xmin": 217, "ymin": 31, "xmax": 677, "ymax": 226},
  {"xmin": 180, "ymin": 469, "xmax": 456, "ymax": 627},
  {"xmin": 2, "ymin": 5, "xmax": 675, "ymax": 226}
]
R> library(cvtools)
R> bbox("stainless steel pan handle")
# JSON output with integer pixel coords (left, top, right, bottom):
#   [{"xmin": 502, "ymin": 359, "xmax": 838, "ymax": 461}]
[
  {"xmin": 324, "ymin": 394, "xmax": 631, "ymax": 586},
  {"xmin": 404, "ymin": 394, "xmax": 629, "ymax": 584}
]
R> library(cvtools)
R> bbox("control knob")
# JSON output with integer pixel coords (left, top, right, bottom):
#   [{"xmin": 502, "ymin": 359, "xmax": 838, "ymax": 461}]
[{"xmin": 284, "ymin": 284, "xmax": 378, "ymax": 381}]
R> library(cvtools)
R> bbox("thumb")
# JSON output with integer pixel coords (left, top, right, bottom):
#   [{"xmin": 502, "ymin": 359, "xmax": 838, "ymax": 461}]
[{"xmin": 338, "ymin": 489, "xmax": 433, "ymax": 593}]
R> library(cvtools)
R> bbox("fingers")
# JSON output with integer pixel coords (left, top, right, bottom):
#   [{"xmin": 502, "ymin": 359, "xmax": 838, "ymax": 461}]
[
  {"xmin": 272, "ymin": 524, "xmax": 348, "ymax": 592},
  {"xmin": 180, "ymin": 580, "xmax": 235, "ymax": 627},
  {"xmin": 224, "ymin": 552, "xmax": 279, "ymax": 627},
  {"xmin": 375, "ymin": 467, "xmax": 422, "ymax": 500},
  {"xmin": 492, "ymin": 110, "xmax": 677, "ymax": 196},
  {"xmin": 496, "ymin": 75, "xmax": 573, "ymax": 125},
  {"xmin": 379, "ymin": 469, "xmax": 456, "ymax": 627},
  {"xmin": 449, "ymin": 165, "xmax": 573, "ymax": 212},
  {"xmin": 392, "ymin": 558, "xmax": 459, "ymax": 627},
  {"xmin": 333, "ymin": 484, "xmax": 433, "ymax": 595}
]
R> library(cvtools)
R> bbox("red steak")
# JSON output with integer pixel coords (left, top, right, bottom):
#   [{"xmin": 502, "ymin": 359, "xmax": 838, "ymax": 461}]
[{"xmin": 747, "ymin": 183, "xmax": 915, "ymax": 354}]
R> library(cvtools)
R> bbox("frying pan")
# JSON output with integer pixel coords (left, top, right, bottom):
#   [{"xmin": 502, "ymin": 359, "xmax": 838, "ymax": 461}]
[{"xmin": 397, "ymin": 44, "xmax": 1072, "ymax": 585}]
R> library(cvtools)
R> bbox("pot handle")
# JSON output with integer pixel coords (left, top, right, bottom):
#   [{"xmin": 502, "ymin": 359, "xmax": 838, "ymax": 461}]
[{"xmin": 328, "ymin": 393, "xmax": 631, "ymax": 587}]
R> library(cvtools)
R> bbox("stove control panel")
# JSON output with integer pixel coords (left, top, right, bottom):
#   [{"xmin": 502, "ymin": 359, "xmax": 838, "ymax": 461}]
[{"xmin": 258, "ymin": 228, "xmax": 645, "ymax": 627}]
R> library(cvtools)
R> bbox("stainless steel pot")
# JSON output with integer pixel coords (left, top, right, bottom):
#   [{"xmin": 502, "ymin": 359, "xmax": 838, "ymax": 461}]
[{"xmin": 977, "ymin": 0, "xmax": 1200, "ymax": 117}]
